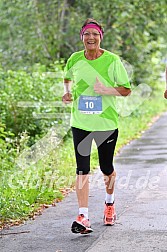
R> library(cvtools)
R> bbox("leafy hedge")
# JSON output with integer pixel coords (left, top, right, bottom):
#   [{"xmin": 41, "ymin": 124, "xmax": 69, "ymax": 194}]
[
  {"xmin": 0, "ymin": 62, "xmax": 64, "ymax": 144},
  {"xmin": 0, "ymin": 61, "xmax": 75, "ymax": 226}
]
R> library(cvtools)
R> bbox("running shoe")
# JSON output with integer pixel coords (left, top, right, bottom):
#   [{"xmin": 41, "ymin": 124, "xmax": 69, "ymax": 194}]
[
  {"xmin": 71, "ymin": 214, "xmax": 93, "ymax": 234},
  {"xmin": 103, "ymin": 202, "xmax": 116, "ymax": 226}
]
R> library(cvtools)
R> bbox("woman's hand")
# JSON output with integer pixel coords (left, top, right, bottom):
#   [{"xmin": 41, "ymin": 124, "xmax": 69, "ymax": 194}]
[
  {"xmin": 94, "ymin": 77, "xmax": 131, "ymax": 96},
  {"xmin": 62, "ymin": 92, "xmax": 73, "ymax": 104},
  {"xmin": 94, "ymin": 77, "xmax": 108, "ymax": 95}
]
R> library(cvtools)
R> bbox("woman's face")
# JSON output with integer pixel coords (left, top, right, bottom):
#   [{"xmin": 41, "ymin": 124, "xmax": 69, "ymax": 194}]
[{"xmin": 82, "ymin": 28, "xmax": 101, "ymax": 51}]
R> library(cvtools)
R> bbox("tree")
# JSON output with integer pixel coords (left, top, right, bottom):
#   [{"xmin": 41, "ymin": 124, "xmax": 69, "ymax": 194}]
[{"xmin": 0, "ymin": 0, "xmax": 166, "ymax": 89}]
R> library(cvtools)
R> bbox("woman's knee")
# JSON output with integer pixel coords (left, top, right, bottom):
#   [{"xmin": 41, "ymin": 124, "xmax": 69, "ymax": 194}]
[
  {"xmin": 76, "ymin": 167, "xmax": 90, "ymax": 175},
  {"xmin": 101, "ymin": 166, "xmax": 115, "ymax": 176}
]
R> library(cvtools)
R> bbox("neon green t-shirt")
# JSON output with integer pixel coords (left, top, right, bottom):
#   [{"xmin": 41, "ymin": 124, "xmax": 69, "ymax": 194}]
[{"xmin": 64, "ymin": 49, "xmax": 131, "ymax": 131}]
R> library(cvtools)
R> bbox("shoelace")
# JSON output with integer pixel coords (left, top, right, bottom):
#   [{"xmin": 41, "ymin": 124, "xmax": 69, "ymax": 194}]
[
  {"xmin": 106, "ymin": 206, "xmax": 113, "ymax": 218},
  {"xmin": 77, "ymin": 214, "xmax": 84, "ymax": 221},
  {"xmin": 77, "ymin": 215, "xmax": 90, "ymax": 227}
]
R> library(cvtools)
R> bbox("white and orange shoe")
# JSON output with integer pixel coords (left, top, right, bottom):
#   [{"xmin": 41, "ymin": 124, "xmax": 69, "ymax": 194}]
[
  {"xmin": 71, "ymin": 214, "xmax": 93, "ymax": 234},
  {"xmin": 103, "ymin": 202, "xmax": 116, "ymax": 226}
]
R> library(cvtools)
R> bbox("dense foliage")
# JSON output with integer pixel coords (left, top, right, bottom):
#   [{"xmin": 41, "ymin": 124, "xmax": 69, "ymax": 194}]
[
  {"xmin": 0, "ymin": 62, "xmax": 65, "ymax": 141},
  {"xmin": 0, "ymin": 0, "xmax": 166, "ymax": 85}
]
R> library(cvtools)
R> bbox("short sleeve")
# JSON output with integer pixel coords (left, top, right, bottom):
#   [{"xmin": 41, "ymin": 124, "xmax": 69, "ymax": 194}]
[{"xmin": 114, "ymin": 58, "xmax": 131, "ymax": 88}]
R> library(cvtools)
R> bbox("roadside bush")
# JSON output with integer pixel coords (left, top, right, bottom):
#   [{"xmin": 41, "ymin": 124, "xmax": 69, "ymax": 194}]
[{"xmin": 0, "ymin": 61, "xmax": 64, "ymax": 144}]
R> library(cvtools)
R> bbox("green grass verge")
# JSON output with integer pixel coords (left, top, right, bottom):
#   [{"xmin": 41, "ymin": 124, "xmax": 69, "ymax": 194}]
[{"xmin": 0, "ymin": 89, "xmax": 167, "ymax": 227}]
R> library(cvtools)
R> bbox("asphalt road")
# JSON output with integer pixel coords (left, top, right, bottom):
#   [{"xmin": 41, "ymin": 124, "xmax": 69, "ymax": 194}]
[{"xmin": 1, "ymin": 112, "xmax": 167, "ymax": 252}]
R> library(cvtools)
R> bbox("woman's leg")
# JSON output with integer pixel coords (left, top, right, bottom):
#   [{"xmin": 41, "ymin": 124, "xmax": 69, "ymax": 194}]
[
  {"xmin": 94, "ymin": 129, "xmax": 118, "ymax": 187},
  {"xmin": 94, "ymin": 129, "xmax": 118, "ymax": 225},
  {"xmin": 71, "ymin": 127, "xmax": 93, "ymax": 233},
  {"xmin": 71, "ymin": 127, "xmax": 93, "ymax": 209}
]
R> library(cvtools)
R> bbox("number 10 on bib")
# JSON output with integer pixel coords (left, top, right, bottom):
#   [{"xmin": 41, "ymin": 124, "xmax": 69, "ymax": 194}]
[{"xmin": 78, "ymin": 95, "xmax": 102, "ymax": 114}]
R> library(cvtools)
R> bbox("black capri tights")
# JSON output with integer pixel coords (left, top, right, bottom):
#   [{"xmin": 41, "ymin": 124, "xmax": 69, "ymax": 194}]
[{"xmin": 71, "ymin": 127, "xmax": 118, "ymax": 176}]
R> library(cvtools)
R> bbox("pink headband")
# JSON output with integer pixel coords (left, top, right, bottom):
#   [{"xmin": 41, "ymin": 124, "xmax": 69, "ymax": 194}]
[{"xmin": 80, "ymin": 24, "xmax": 103, "ymax": 40}]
